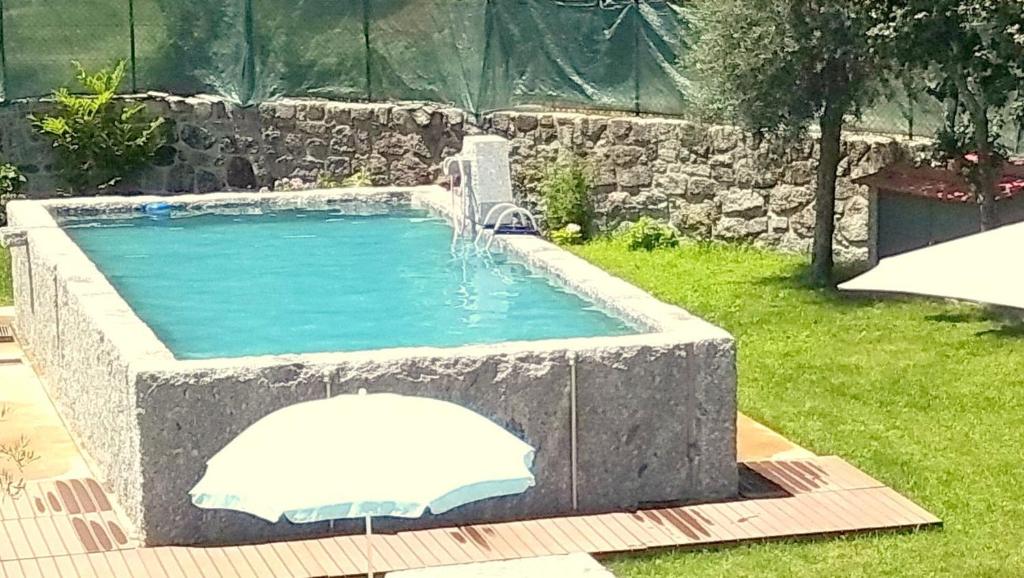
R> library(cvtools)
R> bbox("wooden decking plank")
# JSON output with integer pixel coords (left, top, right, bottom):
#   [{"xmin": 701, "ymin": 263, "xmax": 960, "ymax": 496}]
[
  {"xmin": 475, "ymin": 523, "xmax": 535, "ymax": 559},
  {"xmin": 34, "ymin": 558, "xmax": 59, "ymax": 578},
  {"xmin": 876, "ymin": 486, "xmax": 941, "ymax": 524},
  {"xmin": 388, "ymin": 533, "xmax": 429, "ymax": 570},
  {"xmin": 102, "ymin": 550, "xmax": 133, "ymax": 578},
  {"xmin": 2, "ymin": 560, "xmax": 25, "ymax": 578},
  {"xmin": 119, "ymin": 549, "xmax": 154, "ymax": 578},
  {"xmin": 495, "ymin": 522, "xmax": 551, "ymax": 558},
  {"xmin": 225, "ymin": 546, "xmax": 260, "ymax": 577},
  {"xmin": 378, "ymin": 532, "xmax": 417, "ymax": 569},
  {"xmin": 24, "ymin": 485, "xmax": 50, "ymax": 519},
  {"xmin": 83, "ymin": 552, "xmax": 115, "ymax": 577},
  {"xmin": 17, "ymin": 518, "xmax": 51, "ymax": 558},
  {"xmin": 322, "ymin": 535, "xmax": 365, "ymax": 574},
  {"xmin": 754, "ymin": 461, "xmax": 813, "ymax": 494},
  {"xmin": 33, "ymin": 516, "xmax": 69, "ymax": 557},
  {"xmin": 0, "ymin": 495, "xmax": 19, "ymax": 522},
  {"xmin": 303, "ymin": 538, "xmax": 349, "ymax": 576},
  {"xmin": 578, "ymin": 515, "xmax": 631, "ymax": 552},
  {"xmin": 414, "ymin": 529, "xmax": 466, "ymax": 565},
  {"xmin": 383, "ymin": 531, "xmax": 429, "ymax": 568},
  {"xmin": 422, "ymin": 528, "xmax": 477, "ymax": 564},
  {"xmin": 268, "ymin": 542, "xmax": 309, "ymax": 578},
  {"xmin": 68, "ymin": 553, "xmax": 98, "ymax": 578},
  {"xmin": 235, "ymin": 545, "xmax": 274, "ymax": 576},
  {"xmin": 635, "ymin": 510, "xmax": 692, "ymax": 546},
  {"xmin": 749, "ymin": 497, "xmax": 811, "ymax": 537},
  {"xmin": 542, "ymin": 518, "xmax": 593, "ymax": 552},
  {"xmin": 252, "ymin": 544, "xmax": 292, "ymax": 577},
  {"xmin": 11, "ymin": 494, "xmax": 34, "ymax": 520},
  {"xmin": 721, "ymin": 500, "xmax": 774, "ymax": 538},
  {"xmin": 532, "ymin": 517, "xmax": 586, "ymax": 553},
  {"xmin": 273, "ymin": 543, "xmax": 319, "ymax": 578},
  {"xmin": 820, "ymin": 489, "xmax": 885, "ymax": 530},
  {"xmin": 362, "ymin": 532, "xmax": 411, "ymax": 571},
  {"xmin": 517, "ymin": 520, "xmax": 570, "ymax": 556},
  {"xmin": 2, "ymin": 520, "xmax": 34, "ymax": 559},
  {"xmin": 657, "ymin": 509, "xmax": 703, "ymax": 542},
  {"xmin": 52, "ymin": 556, "xmax": 79, "ymax": 578},
  {"xmin": 201, "ymin": 547, "xmax": 241, "ymax": 578},
  {"xmin": 135, "ymin": 548, "xmax": 171, "ymax": 578},
  {"xmin": 686, "ymin": 503, "xmax": 743, "ymax": 543},
  {"xmin": 183, "ymin": 548, "xmax": 224, "ymax": 578},
  {"xmin": 355, "ymin": 533, "xmax": 399, "ymax": 572},
  {"xmin": 0, "ymin": 519, "xmax": 19, "ymax": 561},
  {"xmin": 152, "ymin": 547, "xmax": 188, "ymax": 578},
  {"xmin": 16, "ymin": 559, "xmax": 42, "ymax": 578},
  {"xmin": 842, "ymin": 489, "xmax": 904, "ymax": 529},
  {"xmin": 563, "ymin": 515, "xmax": 613, "ymax": 553},
  {"xmin": 445, "ymin": 527, "xmax": 494, "ymax": 562},
  {"xmin": 799, "ymin": 491, "xmax": 866, "ymax": 532},
  {"xmin": 815, "ymin": 456, "xmax": 886, "ymax": 490},
  {"xmin": 396, "ymin": 531, "xmax": 445, "ymax": 568},
  {"xmin": 774, "ymin": 493, "xmax": 837, "ymax": 534},
  {"xmin": 602, "ymin": 512, "xmax": 654, "ymax": 549}
]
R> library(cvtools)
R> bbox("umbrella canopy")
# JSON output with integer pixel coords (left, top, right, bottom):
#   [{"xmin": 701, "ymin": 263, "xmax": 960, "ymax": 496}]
[
  {"xmin": 839, "ymin": 221, "xmax": 1024, "ymax": 310},
  {"xmin": 190, "ymin": 391, "xmax": 536, "ymax": 524}
]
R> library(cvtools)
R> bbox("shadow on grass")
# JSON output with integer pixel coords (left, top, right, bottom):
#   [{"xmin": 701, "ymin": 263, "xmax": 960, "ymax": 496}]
[
  {"xmin": 924, "ymin": 306, "xmax": 1024, "ymax": 339},
  {"xmin": 750, "ymin": 262, "xmax": 880, "ymax": 310}
]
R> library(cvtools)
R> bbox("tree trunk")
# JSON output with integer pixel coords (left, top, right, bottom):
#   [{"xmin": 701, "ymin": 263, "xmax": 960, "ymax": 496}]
[
  {"xmin": 811, "ymin": 103, "xmax": 843, "ymax": 287},
  {"xmin": 954, "ymin": 74, "xmax": 1000, "ymax": 231},
  {"xmin": 971, "ymin": 112, "xmax": 1000, "ymax": 231}
]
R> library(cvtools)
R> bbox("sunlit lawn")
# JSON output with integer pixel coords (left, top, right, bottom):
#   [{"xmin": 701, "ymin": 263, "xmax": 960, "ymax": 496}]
[{"xmin": 571, "ymin": 239, "xmax": 1023, "ymax": 578}]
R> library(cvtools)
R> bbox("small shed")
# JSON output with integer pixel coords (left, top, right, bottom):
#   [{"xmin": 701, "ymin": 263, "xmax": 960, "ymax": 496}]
[{"xmin": 854, "ymin": 160, "xmax": 1024, "ymax": 262}]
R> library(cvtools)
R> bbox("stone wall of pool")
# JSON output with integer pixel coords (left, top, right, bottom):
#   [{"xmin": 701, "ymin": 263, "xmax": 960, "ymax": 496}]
[
  {"xmin": 0, "ymin": 96, "xmax": 934, "ymax": 265},
  {"xmin": 5, "ymin": 188, "xmax": 738, "ymax": 547}
]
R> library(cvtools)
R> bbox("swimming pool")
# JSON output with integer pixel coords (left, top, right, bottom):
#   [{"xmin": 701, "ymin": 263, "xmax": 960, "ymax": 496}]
[
  {"xmin": 5, "ymin": 187, "xmax": 737, "ymax": 546},
  {"xmin": 65, "ymin": 208, "xmax": 633, "ymax": 359}
]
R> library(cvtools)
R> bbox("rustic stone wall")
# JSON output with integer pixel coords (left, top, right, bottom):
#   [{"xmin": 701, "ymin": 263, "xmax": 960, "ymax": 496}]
[{"xmin": 0, "ymin": 95, "xmax": 932, "ymax": 263}]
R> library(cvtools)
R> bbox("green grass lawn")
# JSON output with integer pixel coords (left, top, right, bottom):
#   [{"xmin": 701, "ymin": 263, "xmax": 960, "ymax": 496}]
[
  {"xmin": 571, "ymin": 240, "xmax": 1023, "ymax": 578},
  {"xmin": 0, "ymin": 249, "xmax": 11, "ymax": 306}
]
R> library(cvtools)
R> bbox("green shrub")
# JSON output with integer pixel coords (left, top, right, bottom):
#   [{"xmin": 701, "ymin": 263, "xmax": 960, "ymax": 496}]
[
  {"xmin": 314, "ymin": 167, "xmax": 373, "ymax": 188},
  {"xmin": 550, "ymin": 223, "xmax": 584, "ymax": 246},
  {"xmin": 31, "ymin": 61, "xmax": 166, "ymax": 194},
  {"xmin": 538, "ymin": 156, "xmax": 592, "ymax": 236},
  {"xmin": 0, "ymin": 164, "xmax": 26, "ymax": 226},
  {"xmin": 340, "ymin": 167, "xmax": 373, "ymax": 187},
  {"xmin": 621, "ymin": 216, "xmax": 680, "ymax": 251}
]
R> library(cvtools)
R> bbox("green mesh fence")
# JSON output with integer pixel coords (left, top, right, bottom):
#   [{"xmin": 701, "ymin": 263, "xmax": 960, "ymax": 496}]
[{"xmin": 0, "ymin": 0, "xmax": 1018, "ymax": 145}]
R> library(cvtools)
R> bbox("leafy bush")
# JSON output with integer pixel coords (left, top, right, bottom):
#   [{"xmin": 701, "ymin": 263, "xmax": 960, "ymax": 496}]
[
  {"xmin": 0, "ymin": 164, "xmax": 26, "ymax": 226},
  {"xmin": 621, "ymin": 217, "xmax": 680, "ymax": 251},
  {"xmin": 538, "ymin": 156, "xmax": 592, "ymax": 236},
  {"xmin": 314, "ymin": 167, "xmax": 373, "ymax": 188},
  {"xmin": 550, "ymin": 223, "xmax": 584, "ymax": 246},
  {"xmin": 340, "ymin": 167, "xmax": 373, "ymax": 187},
  {"xmin": 31, "ymin": 61, "xmax": 166, "ymax": 193}
]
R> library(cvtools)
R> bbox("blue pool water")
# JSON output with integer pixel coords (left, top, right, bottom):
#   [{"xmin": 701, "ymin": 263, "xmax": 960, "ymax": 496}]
[{"xmin": 64, "ymin": 208, "xmax": 634, "ymax": 359}]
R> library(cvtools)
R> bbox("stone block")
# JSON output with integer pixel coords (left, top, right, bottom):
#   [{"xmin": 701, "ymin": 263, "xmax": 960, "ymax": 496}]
[{"xmin": 720, "ymin": 188, "xmax": 765, "ymax": 217}]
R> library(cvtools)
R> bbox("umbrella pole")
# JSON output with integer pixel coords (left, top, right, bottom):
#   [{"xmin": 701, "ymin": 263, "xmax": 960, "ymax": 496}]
[{"xmin": 365, "ymin": 515, "xmax": 373, "ymax": 577}]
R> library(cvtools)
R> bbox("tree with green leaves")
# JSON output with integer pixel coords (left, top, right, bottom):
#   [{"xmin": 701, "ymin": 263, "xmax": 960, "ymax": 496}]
[
  {"xmin": 863, "ymin": 0, "xmax": 1024, "ymax": 230},
  {"xmin": 690, "ymin": 0, "xmax": 884, "ymax": 286}
]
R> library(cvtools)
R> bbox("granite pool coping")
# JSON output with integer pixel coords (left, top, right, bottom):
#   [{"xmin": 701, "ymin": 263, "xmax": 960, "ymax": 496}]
[{"xmin": 5, "ymin": 185, "xmax": 731, "ymax": 371}]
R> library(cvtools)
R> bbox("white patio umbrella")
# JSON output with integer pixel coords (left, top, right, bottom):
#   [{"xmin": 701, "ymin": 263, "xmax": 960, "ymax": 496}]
[
  {"xmin": 839, "ymin": 220, "xmax": 1024, "ymax": 310},
  {"xmin": 190, "ymin": 389, "xmax": 536, "ymax": 577}
]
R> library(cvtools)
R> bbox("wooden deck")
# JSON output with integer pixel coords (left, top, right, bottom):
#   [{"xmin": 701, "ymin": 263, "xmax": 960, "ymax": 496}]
[{"xmin": 0, "ymin": 456, "xmax": 940, "ymax": 577}]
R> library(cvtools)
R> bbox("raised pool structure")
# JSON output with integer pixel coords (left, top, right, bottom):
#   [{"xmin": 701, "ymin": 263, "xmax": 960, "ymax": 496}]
[{"xmin": 4, "ymin": 187, "xmax": 737, "ymax": 546}]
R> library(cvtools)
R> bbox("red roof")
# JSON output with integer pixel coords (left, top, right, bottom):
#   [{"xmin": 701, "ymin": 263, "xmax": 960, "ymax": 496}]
[{"xmin": 854, "ymin": 159, "xmax": 1024, "ymax": 204}]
